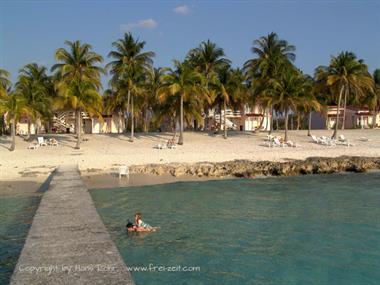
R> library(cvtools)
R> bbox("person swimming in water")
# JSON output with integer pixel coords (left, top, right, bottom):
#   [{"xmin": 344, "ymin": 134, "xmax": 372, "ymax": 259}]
[
  {"xmin": 135, "ymin": 212, "xmax": 154, "ymax": 229},
  {"xmin": 126, "ymin": 213, "xmax": 159, "ymax": 232}
]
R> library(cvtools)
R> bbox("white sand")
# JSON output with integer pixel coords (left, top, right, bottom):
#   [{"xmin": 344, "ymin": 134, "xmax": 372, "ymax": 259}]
[{"xmin": 1, "ymin": 129, "xmax": 379, "ymax": 180}]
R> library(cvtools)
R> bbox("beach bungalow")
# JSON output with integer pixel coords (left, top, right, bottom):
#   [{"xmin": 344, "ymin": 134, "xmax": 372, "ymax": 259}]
[
  {"xmin": 205, "ymin": 104, "xmax": 271, "ymax": 131},
  {"xmin": 50, "ymin": 111, "xmax": 125, "ymax": 134},
  {"xmin": 310, "ymin": 106, "xmax": 344, "ymax": 130},
  {"xmin": 344, "ymin": 106, "xmax": 379, "ymax": 128},
  {"xmin": 310, "ymin": 105, "xmax": 380, "ymax": 130}
]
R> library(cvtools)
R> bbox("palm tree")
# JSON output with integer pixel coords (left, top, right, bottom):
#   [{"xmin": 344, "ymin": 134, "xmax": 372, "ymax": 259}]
[
  {"xmin": 16, "ymin": 63, "xmax": 52, "ymax": 138},
  {"xmin": 0, "ymin": 69, "xmax": 11, "ymax": 97},
  {"xmin": 270, "ymin": 69, "xmax": 320, "ymax": 142},
  {"xmin": 364, "ymin": 69, "xmax": 380, "ymax": 128},
  {"xmin": 52, "ymin": 40, "xmax": 104, "ymax": 149},
  {"xmin": 158, "ymin": 60, "xmax": 205, "ymax": 145},
  {"xmin": 142, "ymin": 67, "xmax": 165, "ymax": 132},
  {"xmin": 103, "ymin": 88, "xmax": 126, "ymax": 134},
  {"xmin": 107, "ymin": 32, "xmax": 155, "ymax": 142},
  {"xmin": 213, "ymin": 66, "xmax": 248, "ymax": 139},
  {"xmin": 244, "ymin": 32, "xmax": 296, "ymax": 134},
  {"xmin": 0, "ymin": 92, "xmax": 31, "ymax": 151},
  {"xmin": 0, "ymin": 68, "xmax": 12, "ymax": 135},
  {"xmin": 187, "ymin": 40, "xmax": 230, "ymax": 129},
  {"xmin": 315, "ymin": 52, "xmax": 374, "ymax": 139}
]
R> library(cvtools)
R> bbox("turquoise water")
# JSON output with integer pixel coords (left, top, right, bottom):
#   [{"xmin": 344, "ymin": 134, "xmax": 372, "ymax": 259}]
[
  {"xmin": 91, "ymin": 173, "xmax": 380, "ymax": 285},
  {"xmin": 0, "ymin": 191, "xmax": 41, "ymax": 285}
]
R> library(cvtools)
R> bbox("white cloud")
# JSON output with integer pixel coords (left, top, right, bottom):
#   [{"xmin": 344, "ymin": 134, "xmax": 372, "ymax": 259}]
[
  {"xmin": 173, "ymin": 5, "xmax": 189, "ymax": 15},
  {"xmin": 121, "ymin": 18, "xmax": 158, "ymax": 31}
]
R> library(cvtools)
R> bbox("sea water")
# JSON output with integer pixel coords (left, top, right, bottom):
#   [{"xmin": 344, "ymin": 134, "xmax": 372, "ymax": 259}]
[
  {"xmin": 0, "ymin": 191, "xmax": 41, "ymax": 284},
  {"xmin": 90, "ymin": 172, "xmax": 380, "ymax": 285}
]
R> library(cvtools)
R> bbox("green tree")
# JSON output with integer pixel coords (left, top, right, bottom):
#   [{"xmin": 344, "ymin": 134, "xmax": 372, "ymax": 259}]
[
  {"xmin": 244, "ymin": 32, "xmax": 296, "ymax": 134},
  {"xmin": 213, "ymin": 66, "xmax": 248, "ymax": 139},
  {"xmin": 0, "ymin": 68, "xmax": 12, "ymax": 135},
  {"xmin": 0, "ymin": 69, "xmax": 11, "ymax": 97},
  {"xmin": 0, "ymin": 92, "xmax": 31, "ymax": 151},
  {"xmin": 107, "ymin": 32, "xmax": 155, "ymax": 141},
  {"xmin": 52, "ymin": 40, "xmax": 104, "ymax": 149},
  {"xmin": 270, "ymin": 69, "xmax": 320, "ymax": 142},
  {"xmin": 158, "ymin": 60, "xmax": 205, "ymax": 145},
  {"xmin": 315, "ymin": 52, "xmax": 374, "ymax": 138},
  {"xmin": 16, "ymin": 63, "xmax": 53, "ymax": 139},
  {"xmin": 364, "ymin": 69, "xmax": 380, "ymax": 128},
  {"xmin": 187, "ymin": 40, "xmax": 230, "ymax": 129}
]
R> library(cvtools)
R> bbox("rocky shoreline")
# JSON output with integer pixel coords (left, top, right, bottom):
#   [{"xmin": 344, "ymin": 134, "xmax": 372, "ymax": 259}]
[{"xmin": 131, "ymin": 156, "xmax": 380, "ymax": 178}]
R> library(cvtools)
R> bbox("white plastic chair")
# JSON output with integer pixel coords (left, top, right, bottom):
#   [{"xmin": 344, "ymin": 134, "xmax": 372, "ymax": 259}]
[
  {"xmin": 119, "ymin": 165, "xmax": 129, "ymax": 179},
  {"xmin": 37, "ymin": 137, "xmax": 47, "ymax": 146}
]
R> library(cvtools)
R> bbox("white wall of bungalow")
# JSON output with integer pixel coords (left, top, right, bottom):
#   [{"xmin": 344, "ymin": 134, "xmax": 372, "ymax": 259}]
[{"xmin": 311, "ymin": 106, "xmax": 380, "ymax": 130}]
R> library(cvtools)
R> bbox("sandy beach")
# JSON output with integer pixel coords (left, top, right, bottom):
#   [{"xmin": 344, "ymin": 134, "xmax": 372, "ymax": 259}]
[{"xmin": 1, "ymin": 129, "xmax": 379, "ymax": 182}]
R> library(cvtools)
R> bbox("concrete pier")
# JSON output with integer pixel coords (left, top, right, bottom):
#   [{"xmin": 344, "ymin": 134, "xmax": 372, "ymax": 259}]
[{"xmin": 11, "ymin": 165, "xmax": 135, "ymax": 285}]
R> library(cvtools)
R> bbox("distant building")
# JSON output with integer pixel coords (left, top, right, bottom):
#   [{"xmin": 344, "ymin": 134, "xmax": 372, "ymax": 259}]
[
  {"xmin": 206, "ymin": 104, "xmax": 271, "ymax": 131},
  {"xmin": 311, "ymin": 106, "xmax": 380, "ymax": 130}
]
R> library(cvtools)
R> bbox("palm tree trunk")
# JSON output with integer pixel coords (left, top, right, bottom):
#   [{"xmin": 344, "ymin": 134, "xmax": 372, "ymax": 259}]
[
  {"xmin": 75, "ymin": 109, "xmax": 81, "ymax": 149},
  {"xmin": 125, "ymin": 89, "xmax": 131, "ymax": 134},
  {"xmin": 223, "ymin": 98, "xmax": 227, "ymax": 139},
  {"xmin": 264, "ymin": 109, "xmax": 269, "ymax": 131},
  {"xmin": 332, "ymin": 85, "xmax": 345, "ymax": 139},
  {"xmin": 178, "ymin": 94, "xmax": 184, "ymax": 145},
  {"xmin": 27, "ymin": 119, "xmax": 31, "ymax": 141},
  {"xmin": 10, "ymin": 116, "xmax": 16, "ymax": 151},
  {"xmin": 373, "ymin": 107, "xmax": 377, "ymax": 129},
  {"xmin": 0, "ymin": 115, "xmax": 5, "ymax": 135},
  {"xmin": 118, "ymin": 111, "xmax": 121, "ymax": 134},
  {"xmin": 269, "ymin": 106, "xmax": 274, "ymax": 135},
  {"xmin": 341, "ymin": 88, "xmax": 348, "ymax": 130},
  {"xmin": 130, "ymin": 95, "xmax": 134, "ymax": 142},
  {"xmin": 307, "ymin": 111, "xmax": 312, "ymax": 136},
  {"xmin": 219, "ymin": 103, "xmax": 222, "ymax": 133},
  {"xmin": 172, "ymin": 116, "xmax": 177, "ymax": 140},
  {"xmin": 297, "ymin": 114, "xmax": 301, "ymax": 130},
  {"xmin": 256, "ymin": 110, "xmax": 265, "ymax": 131},
  {"xmin": 284, "ymin": 109, "xmax": 289, "ymax": 142},
  {"xmin": 143, "ymin": 109, "xmax": 148, "ymax": 133}
]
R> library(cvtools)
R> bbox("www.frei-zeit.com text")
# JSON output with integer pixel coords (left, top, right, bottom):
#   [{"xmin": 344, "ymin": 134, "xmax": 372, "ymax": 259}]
[{"xmin": 18, "ymin": 264, "xmax": 201, "ymax": 275}]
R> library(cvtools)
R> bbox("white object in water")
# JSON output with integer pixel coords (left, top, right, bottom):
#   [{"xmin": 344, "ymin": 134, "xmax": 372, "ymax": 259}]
[{"xmin": 119, "ymin": 165, "xmax": 129, "ymax": 179}]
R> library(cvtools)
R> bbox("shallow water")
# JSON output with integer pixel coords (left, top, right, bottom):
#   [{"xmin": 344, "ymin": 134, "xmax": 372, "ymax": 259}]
[
  {"xmin": 0, "ymin": 192, "xmax": 41, "ymax": 285},
  {"xmin": 91, "ymin": 173, "xmax": 380, "ymax": 285}
]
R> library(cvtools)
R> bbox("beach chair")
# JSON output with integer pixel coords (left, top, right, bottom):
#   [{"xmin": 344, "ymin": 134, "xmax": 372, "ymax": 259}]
[
  {"xmin": 118, "ymin": 165, "xmax": 129, "ymax": 179},
  {"xmin": 311, "ymin": 135, "xmax": 320, "ymax": 144},
  {"xmin": 167, "ymin": 139, "xmax": 177, "ymax": 149},
  {"xmin": 359, "ymin": 137, "xmax": 370, "ymax": 142},
  {"xmin": 154, "ymin": 142, "xmax": 167, "ymax": 149},
  {"xmin": 37, "ymin": 137, "xmax": 47, "ymax": 146},
  {"xmin": 273, "ymin": 138, "xmax": 286, "ymax": 148},
  {"xmin": 286, "ymin": 140, "xmax": 299, "ymax": 147},
  {"xmin": 48, "ymin": 138, "xmax": 59, "ymax": 146},
  {"xmin": 28, "ymin": 143, "xmax": 39, "ymax": 150}
]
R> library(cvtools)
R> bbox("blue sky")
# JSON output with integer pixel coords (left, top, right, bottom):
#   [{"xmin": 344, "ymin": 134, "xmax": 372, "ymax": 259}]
[{"xmin": 1, "ymin": 0, "xmax": 379, "ymax": 85}]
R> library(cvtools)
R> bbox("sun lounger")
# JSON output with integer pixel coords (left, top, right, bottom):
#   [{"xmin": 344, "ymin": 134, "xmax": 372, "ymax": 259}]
[
  {"xmin": 359, "ymin": 137, "xmax": 370, "ymax": 142},
  {"xmin": 48, "ymin": 138, "xmax": 59, "ymax": 146},
  {"xmin": 28, "ymin": 143, "xmax": 39, "ymax": 150},
  {"xmin": 37, "ymin": 137, "xmax": 47, "ymax": 146},
  {"xmin": 167, "ymin": 139, "xmax": 177, "ymax": 149},
  {"xmin": 154, "ymin": 142, "xmax": 167, "ymax": 149},
  {"xmin": 286, "ymin": 140, "xmax": 300, "ymax": 147},
  {"xmin": 273, "ymin": 138, "xmax": 286, "ymax": 147}
]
